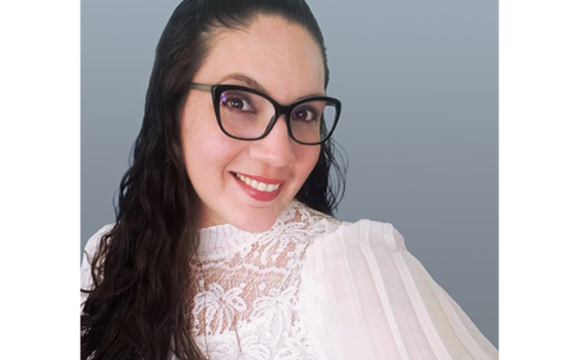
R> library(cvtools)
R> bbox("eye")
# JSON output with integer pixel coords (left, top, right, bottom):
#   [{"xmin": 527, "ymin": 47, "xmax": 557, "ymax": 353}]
[
  {"xmin": 220, "ymin": 92, "xmax": 256, "ymax": 113},
  {"xmin": 291, "ymin": 106, "xmax": 319, "ymax": 122}
]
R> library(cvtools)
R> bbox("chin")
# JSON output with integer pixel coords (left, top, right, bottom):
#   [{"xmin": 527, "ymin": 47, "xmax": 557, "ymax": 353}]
[
  {"xmin": 235, "ymin": 216, "xmax": 278, "ymax": 233},
  {"xmin": 230, "ymin": 208, "xmax": 281, "ymax": 233}
]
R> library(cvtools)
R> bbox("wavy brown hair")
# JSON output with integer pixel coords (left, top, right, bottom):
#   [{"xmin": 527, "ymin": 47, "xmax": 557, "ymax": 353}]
[{"xmin": 81, "ymin": 0, "xmax": 346, "ymax": 359}]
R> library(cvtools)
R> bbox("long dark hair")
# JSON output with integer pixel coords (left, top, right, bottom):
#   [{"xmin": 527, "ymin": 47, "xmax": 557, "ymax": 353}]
[{"xmin": 81, "ymin": 0, "xmax": 346, "ymax": 359}]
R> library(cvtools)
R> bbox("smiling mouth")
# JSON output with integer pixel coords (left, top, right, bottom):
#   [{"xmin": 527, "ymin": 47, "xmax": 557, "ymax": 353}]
[{"xmin": 232, "ymin": 172, "xmax": 282, "ymax": 193}]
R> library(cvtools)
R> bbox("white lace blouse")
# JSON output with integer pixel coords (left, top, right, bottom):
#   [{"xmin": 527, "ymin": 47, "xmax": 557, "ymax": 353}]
[{"xmin": 81, "ymin": 200, "xmax": 498, "ymax": 360}]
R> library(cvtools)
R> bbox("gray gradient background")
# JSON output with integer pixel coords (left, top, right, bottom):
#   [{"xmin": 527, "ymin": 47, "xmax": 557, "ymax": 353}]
[{"xmin": 81, "ymin": 0, "xmax": 498, "ymax": 347}]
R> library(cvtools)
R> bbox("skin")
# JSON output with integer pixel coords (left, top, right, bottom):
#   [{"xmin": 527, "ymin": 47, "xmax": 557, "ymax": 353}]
[{"xmin": 181, "ymin": 15, "xmax": 325, "ymax": 232}]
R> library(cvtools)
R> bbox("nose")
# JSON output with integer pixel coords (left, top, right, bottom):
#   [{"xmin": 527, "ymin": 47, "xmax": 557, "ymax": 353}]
[{"xmin": 248, "ymin": 115, "xmax": 294, "ymax": 167}]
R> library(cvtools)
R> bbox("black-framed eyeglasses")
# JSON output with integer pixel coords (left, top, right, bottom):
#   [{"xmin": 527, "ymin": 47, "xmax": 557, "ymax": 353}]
[{"xmin": 189, "ymin": 83, "xmax": 341, "ymax": 145}]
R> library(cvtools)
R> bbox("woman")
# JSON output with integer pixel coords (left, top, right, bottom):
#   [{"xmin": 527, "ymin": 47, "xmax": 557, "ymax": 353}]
[{"xmin": 81, "ymin": 0, "xmax": 498, "ymax": 359}]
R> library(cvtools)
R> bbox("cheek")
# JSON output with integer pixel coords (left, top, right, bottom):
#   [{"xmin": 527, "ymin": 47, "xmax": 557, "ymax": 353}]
[
  {"xmin": 182, "ymin": 125, "xmax": 233, "ymax": 182},
  {"xmin": 181, "ymin": 105, "xmax": 227, "ymax": 187},
  {"xmin": 181, "ymin": 116, "xmax": 246, "ymax": 196},
  {"xmin": 295, "ymin": 145, "xmax": 320, "ymax": 181}
]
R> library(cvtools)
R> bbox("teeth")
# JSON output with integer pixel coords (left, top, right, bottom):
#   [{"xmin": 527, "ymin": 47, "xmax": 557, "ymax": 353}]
[{"xmin": 234, "ymin": 173, "xmax": 281, "ymax": 192}]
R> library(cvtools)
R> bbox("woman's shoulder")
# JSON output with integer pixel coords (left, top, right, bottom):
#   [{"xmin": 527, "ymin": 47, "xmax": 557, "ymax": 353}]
[
  {"xmin": 327, "ymin": 218, "xmax": 406, "ymax": 252},
  {"xmin": 82, "ymin": 224, "xmax": 115, "ymax": 262},
  {"xmin": 297, "ymin": 201, "xmax": 406, "ymax": 254},
  {"xmin": 81, "ymin": 224, "xmax": 114, "ymax": 297}
]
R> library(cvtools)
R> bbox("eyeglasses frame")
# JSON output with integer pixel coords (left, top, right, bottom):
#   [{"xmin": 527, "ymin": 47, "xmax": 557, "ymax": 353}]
[{"xmin": 189, "ymin": 83, "xmax": 341, "ymax": 145}]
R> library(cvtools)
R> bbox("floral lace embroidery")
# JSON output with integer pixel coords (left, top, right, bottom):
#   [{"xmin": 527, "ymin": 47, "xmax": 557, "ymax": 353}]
[{"xmin": 191, "ymin": 201, "xmax": 335, "ymax": 360}]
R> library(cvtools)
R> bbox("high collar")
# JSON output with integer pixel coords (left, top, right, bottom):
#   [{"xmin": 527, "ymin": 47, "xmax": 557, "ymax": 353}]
[{"xmin": 196, "ymin": 200, "xmax": 303, "ymax": 260}]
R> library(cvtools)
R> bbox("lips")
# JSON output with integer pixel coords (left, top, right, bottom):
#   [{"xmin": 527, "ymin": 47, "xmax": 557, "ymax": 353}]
[{"xmin": 231, "ymin": 172, "xmax": 285, "ymax": 201}]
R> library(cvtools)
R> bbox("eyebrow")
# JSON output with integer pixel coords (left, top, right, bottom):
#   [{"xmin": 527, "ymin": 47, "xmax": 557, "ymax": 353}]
[
  {"xmin": 217, "ymin": 73, "xmax": 268, "ymax": 93},
  {"xmin": 216, "ymin": 73, "xmax": 325, "ymax": 102}
]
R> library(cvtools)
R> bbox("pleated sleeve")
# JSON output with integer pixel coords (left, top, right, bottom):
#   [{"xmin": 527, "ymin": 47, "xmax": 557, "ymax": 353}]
[{"xmin": 298, "ymin": 220, "xmax": 498, "ymax": 360}]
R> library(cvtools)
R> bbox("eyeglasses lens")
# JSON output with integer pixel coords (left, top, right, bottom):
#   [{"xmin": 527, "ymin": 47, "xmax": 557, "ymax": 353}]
[{"xmin": 218, "ymin": 89, "xmax": 337, "ymax": 144}]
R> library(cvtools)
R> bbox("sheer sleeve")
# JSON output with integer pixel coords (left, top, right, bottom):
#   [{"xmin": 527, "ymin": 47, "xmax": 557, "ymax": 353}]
[
  {"xmin": 80, "ymin": 224, "xmax": 113, "ymax": 308},
  {"xmin": 298, "ymin": 220, "xmax": 498, "ymax": 360}
]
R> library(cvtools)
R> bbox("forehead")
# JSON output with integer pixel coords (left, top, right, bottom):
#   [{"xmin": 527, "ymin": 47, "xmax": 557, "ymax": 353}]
[{"xmin": 195, "ymin": 15, "xmax": 325, "ymax": 103}]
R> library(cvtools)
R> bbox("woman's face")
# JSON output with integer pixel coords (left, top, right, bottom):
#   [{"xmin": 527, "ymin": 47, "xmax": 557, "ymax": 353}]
[{"xmin": 181, "ymin": 15, "xmax": 325, "ymax": 232}]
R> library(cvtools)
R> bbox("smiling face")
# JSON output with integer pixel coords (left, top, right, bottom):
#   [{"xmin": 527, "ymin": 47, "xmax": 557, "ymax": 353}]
[{"xmin": 180, "ymin": 15, "xmax": 325, "ymax": 232}]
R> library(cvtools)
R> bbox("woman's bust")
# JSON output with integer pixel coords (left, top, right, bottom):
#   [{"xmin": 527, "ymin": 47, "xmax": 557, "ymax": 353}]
[{"xmin": 80, "ymin": 1, "xmax": 498, "ymax": 359}]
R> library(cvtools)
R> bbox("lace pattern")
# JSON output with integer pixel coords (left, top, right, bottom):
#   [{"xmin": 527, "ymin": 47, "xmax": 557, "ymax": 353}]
[{"xmin": 191, "ymin": 201, "xmax": 335, "ymax": 360}]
